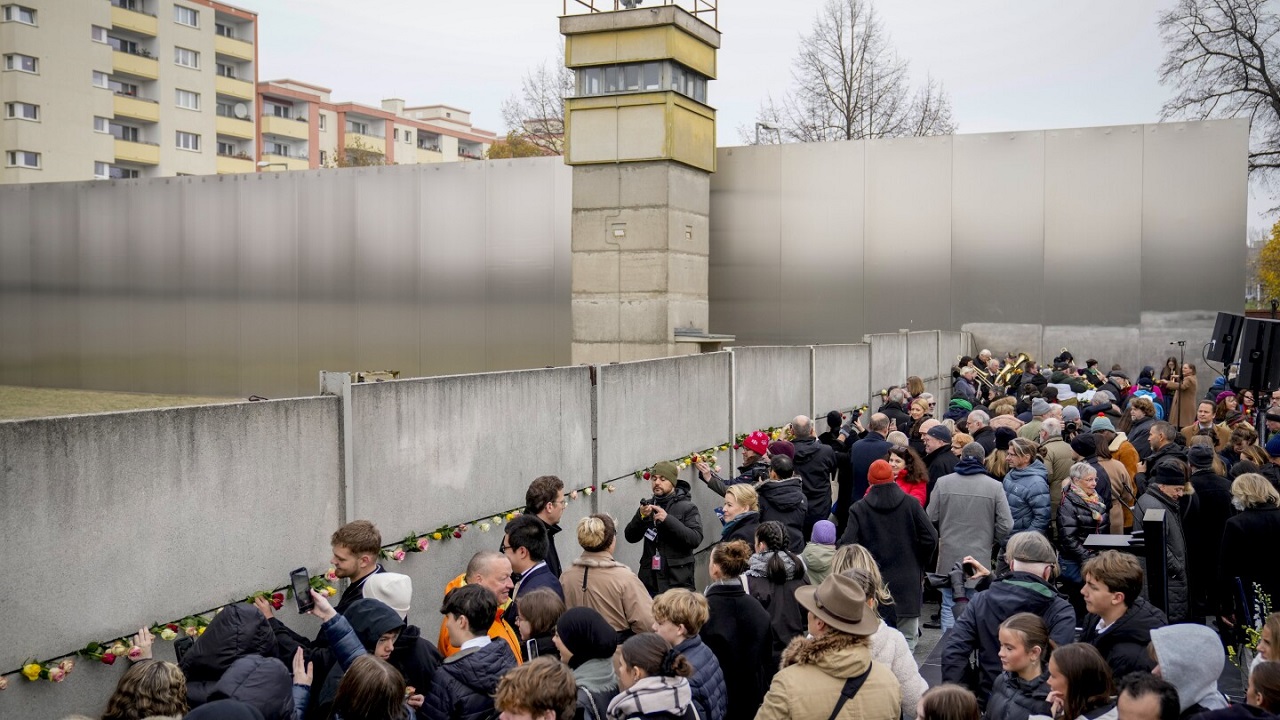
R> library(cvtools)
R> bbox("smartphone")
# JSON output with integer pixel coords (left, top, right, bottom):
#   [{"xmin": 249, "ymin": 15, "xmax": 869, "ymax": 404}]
[
  {"xmin": 290, "ymin": 567, "xmax": 314, "ymax": 614},
  {"xmin": 962, "ymin": 561, "xmax": 977, "ymax": 578}
]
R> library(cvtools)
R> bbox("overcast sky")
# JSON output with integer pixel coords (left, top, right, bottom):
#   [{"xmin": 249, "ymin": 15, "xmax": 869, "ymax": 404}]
[{"xmin": 250, "ymin": 0, "xmax": 1270, "ymax": 229}]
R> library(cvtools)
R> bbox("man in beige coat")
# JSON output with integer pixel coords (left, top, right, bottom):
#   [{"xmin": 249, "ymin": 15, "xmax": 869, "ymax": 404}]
[{"xmin": 756, "ymin": 573, "xmax": 901, "ymax": 720}]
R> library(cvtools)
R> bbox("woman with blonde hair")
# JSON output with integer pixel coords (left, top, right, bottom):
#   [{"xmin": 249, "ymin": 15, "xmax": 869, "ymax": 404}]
[
  {"xmin": 719, "ymin": 483, "xmax": 760, "ymax": 545},
  {"xmin": 1220, "ymin": 473, "xmax": 1280, "ymax": 626},
  {"xmin": 101, "ymin": 660, "xmax": 189, "ymax": 720},
  {"xmin": 908, "ymin": 398, "xmax": 934, "ymax": 456},
  {"xmin": 844, "ymin": 566, "xmax": 928, "ymax": 719},
  {"xmin": 830, "ymin": 543, "xmax": 898, "ymax": 628},
  {"xmin": 561, "ymin": 514, "xmax": 654, "ymax": 639}
]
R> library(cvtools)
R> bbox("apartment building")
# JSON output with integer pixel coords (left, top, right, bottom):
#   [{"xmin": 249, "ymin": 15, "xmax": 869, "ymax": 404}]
[
  {"xmin": 257, "ymin": 79, "xmax": 496, "ymax": 170},
  {"xmin": 0, "ymin": 0, "xmax": 256, "ymax": 184}
]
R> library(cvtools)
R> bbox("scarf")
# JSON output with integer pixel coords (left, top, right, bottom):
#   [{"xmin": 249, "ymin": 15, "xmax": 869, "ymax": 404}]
[
  {"xmin": 1070, "ymin": 481, "xmax": 1104, "ymax": 523},
  {"xmin": 745, "ymin": 551, "xmax": 800, "ymax": 580},
  {"xmin": 606, "ymin": 675, "xmax": 693, "ymax": 720}
]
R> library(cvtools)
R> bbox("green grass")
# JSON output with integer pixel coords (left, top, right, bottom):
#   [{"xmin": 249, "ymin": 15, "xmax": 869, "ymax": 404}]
[{"xmin": 0, "ymin": 385, "xmax": 240, "ymax": 421}]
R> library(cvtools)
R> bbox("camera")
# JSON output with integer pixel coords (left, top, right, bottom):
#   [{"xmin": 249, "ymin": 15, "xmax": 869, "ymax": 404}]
[{"xmin": 639, "ymin": 498, "xmax": 653, "ymax": 508}]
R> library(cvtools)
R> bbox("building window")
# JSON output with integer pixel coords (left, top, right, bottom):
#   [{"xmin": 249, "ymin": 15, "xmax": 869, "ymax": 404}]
[
  {"xmin": 5, "ymin": 101, "xmax": 38, "ymax": 120},
  {"xmin": 215, "ymin": 22, "xmax": 235, "ymax": 38},
  {"xmin": 173, "ymin": 4, "xmax": 198, "ymax": 27},
  {"xmin": 111, "ymin": 123, "xmax": 139, "ymax": 142},
  {"xmin": 93, "ymin": 71, "xmax": 109, "ymax": 88},
  {"xmin": 318, "ymin": 114, "xmax": 326, "ymax": 130},
  {"xmin": 319, "ymin": 150, "xmax": 327, "ymax": 165},
  {"xmin": 266, "ymin": 142, "xmax": 291, "ymax": 157},
  {"xmin": 216, "ymin": 62, "xmax": 236, "ymax": 79},
  {"xmin": 4, "ymin": 53, "xmax": 37, "ymax": 73},
  {"xmin": 176, "ymin": 131, "xmax": 200, "ymax": 151},
  {"xmin": 2, "ymin": 5, "xmax": 35, "ymax": 24},
  {"xmin": 393, "ymin": 128, "xmax": 400, "ymax": 141},
  {"xmin": 6, "ymin": 150, "xmax": 39, "ymax": 168},
  {"xmin": 94, "ymin": 162, "xmax": 110, "ymax": 179},
  {"xmin": 174, "ymin": 46, "xmax": 199, "ymax": 69},
  {"xmin": 110, "ymin": 166, "xmax": 139, "ymax": 179},
  {"xmin": 93, "ymin": 116, "xmax": 110, "ymax": 132},
  {"xmin": 575, "ymin": 61, "xmax": 704, "ymax": 102},
  {"xmin": 175, "ymin": 89, "xmax": 200, "ymax": 110},
  {"xmin": 109, "ymin": 79, "xmax": 140, "ymax": 97},
  {"xmin": 108, "ymin": 36, "xmax": 142, "ymax": 55},
  {"xmin": 111, "ymin": 0, "xmax": 140, "ymax": 10},
  {"xmin": 266, "ymin": 102, "xmax": 291, "ymax": 119},
  {"xmin": 216, "ymin": 141, "xmax": 237, "ymax": 156},
  {"xmin": 346, "ymin": 120, "xmax": 368, "ymax": 135},
  {"xmin": 91, "ymin": 25, "xmax": 108, "ymax": 43}
]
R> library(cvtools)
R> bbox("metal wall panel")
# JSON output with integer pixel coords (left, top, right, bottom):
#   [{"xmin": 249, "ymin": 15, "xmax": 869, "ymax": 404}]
[
  {"xmin": 950, "ymin": 132, "xmax": 1045, "ymax": 324},
  {"xmin": 778, "ymin": 140, "xmax": 865, "ymax": 344},
  {"xmin": 0, "ymin": 160, "xmax": 571, "ymax": 398},
  {"xmin": 1141, "ymin": 121, "xmax": 1249, "ymax": 311},
  {"xmin": 709, "ymin": 145, "xmax": 783, "ymax": 344},
  {"xmin": 865, "ymin": 136, "xmax": 953, "ymax": 333},
  {"xmin": 1044, "ymin": 127, "xmax": 1144, "ymax": 326}
]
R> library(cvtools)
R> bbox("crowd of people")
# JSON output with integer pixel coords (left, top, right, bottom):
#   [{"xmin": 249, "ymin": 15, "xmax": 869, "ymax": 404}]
[{"xmin": 72, "ymin": 349, "xmax": 1280, "ymax": 720}]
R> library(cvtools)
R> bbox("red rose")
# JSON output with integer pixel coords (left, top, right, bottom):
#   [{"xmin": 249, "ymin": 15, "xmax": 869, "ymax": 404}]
[
  {"xmin": 452, "ymin": 530, "xmax": 462, "ymax": 539},
  {"xmin": 642, "ymin": 471, "xmax": 651, "ymax": 480},
  {"xmin": 271, "ymin": 593, "xmax": 284, "ymax": 610},
  {"xmin": 101, "ymin": 653, "xmax": 116, "ymax": 665}
]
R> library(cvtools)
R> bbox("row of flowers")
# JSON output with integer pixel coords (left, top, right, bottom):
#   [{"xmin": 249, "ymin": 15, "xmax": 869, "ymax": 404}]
[{"xmin": 3, "ymin": 432, "xmax": 773, "ymax": 690}]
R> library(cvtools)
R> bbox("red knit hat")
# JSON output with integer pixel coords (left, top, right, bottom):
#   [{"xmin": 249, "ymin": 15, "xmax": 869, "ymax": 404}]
[
  {"xmin": 868, "ymin": 459, "xmax": 894, "ymax": 485},
  {"xmin": 743, "ymin": 431, "xmax": 770, "ymax": 456}
]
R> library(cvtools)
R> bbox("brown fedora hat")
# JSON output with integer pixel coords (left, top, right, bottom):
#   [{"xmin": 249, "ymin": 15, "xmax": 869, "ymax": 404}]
[{"xmin": 795, "ymin": 573, "xmax": 880, "ymax": 636}]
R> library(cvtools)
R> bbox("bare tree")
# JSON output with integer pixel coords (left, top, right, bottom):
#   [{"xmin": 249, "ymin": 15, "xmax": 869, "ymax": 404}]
[
  {"xmin": 1158, "ymin": 0, "xmax": 1280, "ymax": 182},
  {"xmin": 744, "ymin": 0, "xmax": 955, "ymax": 144},
  {"xmin": 501, "ymin": 45, "xmax": 573, "ymax": 156}
]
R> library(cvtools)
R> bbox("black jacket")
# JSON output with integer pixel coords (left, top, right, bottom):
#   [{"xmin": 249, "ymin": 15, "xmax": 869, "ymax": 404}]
[
  {"xmin": 925, "ymin": 446, "xmax": 959, "ymax": 498},
  {"xmin": 747, "ymin": 556, "xmax": 810, "ymax": 683},
  {"xmin": 792, "ymin": 436, "xmax": 837, "ymax": 527},
  {"xmin": 755, "ymin": 478, "xmax": 807, "ymax": 553},
  {"xmin": 624, "ymin": 480, "xmax": 704, "ymax": 594},
  {"xmin": 180, "ymin": 604, "xmax": 279, "ymax": 708},
  {"xmin": 848, "ymin": 432, "xmax": 893, "ymax": 505},
  {"xmin": 972, "ymin": 426, "xmax": 997, "ymax": 456},
  {"xmin": 1057, "ymin": 489, "xmax": 1107, "ymax": 566},
  {"xmin": 207, "ymin": 655, "xmax": 294, "ymax": 720},
  {"xmin": 719, "ymin": 511, "xmax": 759, "ymax": 546},
  {"xmin": 314, "ymin": 599, "xmax": 406, "ymax": 719},
  {"xmin": 537, "ymin": 516, "xmax": 564, "ymax": 579},
  {"xmin": 1188, "ymin": 469, "xmax": 1236, "ymax": 616},
  {"xmin": 1128, "ymin": 416, "xmax": 1156, "ymax": 461},
  {"xmin": 985, "ymin": 668, "xmax": 1051, "ymax": 720},
  {"xmin": 392, "ymin": 623, "xmax": 444, "ymax": 718},
  {"xmin": 1135, "ymin": 487, "xmax": 1191, "ymax": 622},
  {"xmin": 1220, "ymin": 503, "xmax": 1280, "ymax": 622},
  {"xmin": 839, "ymin": 481, "xmax": 937, "ymax": 618},
  {"xmin": 423, "ymin": 639, "xmax": 519, "ymax": 720},
  {"xmin": 1079, "ymin": 597, "xmax": 1166, "ymax": 679},
  {"xmin": 701, "ymin": 582, "xmax": 771, "ymax": 720},
  {"xmin": 941, "ymin": 572, "xmax": 1076, "ymax": 698},
  {"xmin": 880, "ymin": 400, "xmax": 914, "ymax": 435}
]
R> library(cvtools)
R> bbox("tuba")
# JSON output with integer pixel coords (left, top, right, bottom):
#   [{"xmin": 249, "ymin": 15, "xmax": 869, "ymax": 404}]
[{"xmin": 995, "ymin": 353, "xmax": 1032, "ymax": 387}]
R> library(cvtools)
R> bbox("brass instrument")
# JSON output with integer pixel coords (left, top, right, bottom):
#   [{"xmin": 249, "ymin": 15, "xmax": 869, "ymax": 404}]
[{"xmin": 994, "ymin": 353, "xmax": 1033, "ymax": 387}]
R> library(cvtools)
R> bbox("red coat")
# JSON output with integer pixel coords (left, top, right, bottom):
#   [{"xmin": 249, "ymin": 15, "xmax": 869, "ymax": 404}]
[{"xmin": 895, "ymin": 469, "xmax": 927, "ymax": 506}]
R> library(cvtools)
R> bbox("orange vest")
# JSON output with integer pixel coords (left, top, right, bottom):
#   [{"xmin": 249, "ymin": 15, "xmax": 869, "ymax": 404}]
[{"xmin": 435, "ymin": 573, "xmax": 522, "ymax": 664}]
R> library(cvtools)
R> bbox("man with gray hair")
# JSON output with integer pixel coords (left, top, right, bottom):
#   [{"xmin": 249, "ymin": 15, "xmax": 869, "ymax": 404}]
[
  {"xmin": 968, "ymin": 410, "xmax": 995, "ymax": 454},
  {"xmin": 927, "ymin": 442, "xmax": 1013, "ymax": 631},
  {"xmin": 789, "ymin": 414, "xmax": 837, "ymax": 538},
  {"xmin": 940, "ymin": 531, "xmax": 1075, "ymax": 701},
  {"xmin": 878, "ymin": 387, "xmax": 913, "ymax": 433}
]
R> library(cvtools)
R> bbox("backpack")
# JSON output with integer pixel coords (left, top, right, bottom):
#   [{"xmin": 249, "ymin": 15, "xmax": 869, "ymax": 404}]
[{"xmin": 1129, "ymin": 389, "xmax": 1164, "ymax": 419}]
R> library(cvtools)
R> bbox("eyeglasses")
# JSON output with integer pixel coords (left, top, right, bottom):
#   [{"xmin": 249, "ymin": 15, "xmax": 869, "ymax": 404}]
[{"xmin": 500, "ymin": 543, "xmax": 512, "ymax": 553}]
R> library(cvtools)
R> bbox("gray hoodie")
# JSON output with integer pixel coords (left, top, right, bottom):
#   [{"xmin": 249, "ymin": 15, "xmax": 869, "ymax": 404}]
[{"xmin": 1149, "ymin": 624, "xmax": 1228, "ymax": 713}]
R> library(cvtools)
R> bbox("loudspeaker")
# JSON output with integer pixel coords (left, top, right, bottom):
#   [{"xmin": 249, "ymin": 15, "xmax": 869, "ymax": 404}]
[
  {"xmin": 1207, "ymin": 312, "xmax": 1245, "ymax": 363},
  {"xmin": 1236, "ymin": 318, "xmax": 1280, "ymax": 392}
]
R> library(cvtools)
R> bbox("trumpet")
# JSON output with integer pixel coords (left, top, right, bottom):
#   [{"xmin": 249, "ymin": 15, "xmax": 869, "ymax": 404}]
[{"xmin": 994, "ymin": 353, "xmax": 1033, "ymax": 387}]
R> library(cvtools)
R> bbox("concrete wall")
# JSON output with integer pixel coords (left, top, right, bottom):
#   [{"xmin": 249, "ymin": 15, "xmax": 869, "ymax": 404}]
[
  {"xmin": 1, "ymin": 335, "xmax": 971, "ymax": 718},
  {"xmin": 868, "ymin": 333, "xmax": 909, "ymax": 397}
]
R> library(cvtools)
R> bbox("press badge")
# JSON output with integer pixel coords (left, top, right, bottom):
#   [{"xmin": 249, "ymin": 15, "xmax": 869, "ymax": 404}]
[
  {"xmin": 651, "ymin": 552, "xmax": 662, "ymax": 570},
  {"xmin": 644, "ymin": 527, "xmax": 658, "ymax": 542}
]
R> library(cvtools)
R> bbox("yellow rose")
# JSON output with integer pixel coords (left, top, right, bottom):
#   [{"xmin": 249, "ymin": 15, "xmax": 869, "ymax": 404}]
[
  {"xmin": 432, "ymin": 532, "xmax": 442, "ymax": 541},
  {"xmin": 22, "ymin": 663, "xmax": 41, "ymax": 681},
  {"xmin": 197, "ymin": 626, "xmax": 206, "ymax": 635}
]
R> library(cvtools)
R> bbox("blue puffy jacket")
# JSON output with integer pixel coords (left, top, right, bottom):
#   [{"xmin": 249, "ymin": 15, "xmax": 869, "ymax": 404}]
[
  {"xmin": 1003, "ymin": 460, "xmax": 1051, "ymax": 535},
  {"xmin": 674, "ymin": 636, "xmax": 727, "ymax": 720}
]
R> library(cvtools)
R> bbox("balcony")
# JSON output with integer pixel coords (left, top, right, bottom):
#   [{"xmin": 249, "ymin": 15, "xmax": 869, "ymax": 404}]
[
  {"xmin": 216, "ymin": 115, "xmax": 255, "ymax": 139},
  {"xmin": 415, "ymin": 147, "xmax": 444, "ymax": 164},
  {"xmin": 215, "ymin": 75, "xmax": 254, "ymax": 100},
  {"xmin": 113, "ymin": 94, "xmax": 159, "ymax": 123},
  {"xmin": 216, "ymin": 155, "xmax": 255, "ymax": 174},
  {"xmin": 112, "ymin": 50, "xmax": 159, "ymax": 80},
  {"xmin": 214, "ymin": 34, "xmax": 254, "ymax": 61},
  {"xmin": 110, "ymin": 5, "xmax": 157, "ymax": 36},
  {"xmin": 258, "ymin": 153, "xmax": 309, "ymax": 171},
  {"xmin": 345, "ymin": 133, "xmax": 385, "ymax": 154},
  {"xmin": 114, "ymin": 138, "xmax": 159, "ymax": 165},
  {"xmin": 261, "ymin": 115, "xmax": 308, "ymax": 141}
]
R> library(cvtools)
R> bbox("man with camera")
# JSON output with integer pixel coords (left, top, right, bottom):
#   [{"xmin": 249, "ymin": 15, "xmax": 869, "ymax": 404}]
[
  {"xmin": 939, "ymin": 532, "xmax": 1076, "ymax": 704},
  {"xmin": 624, "ymin": 460, "xmax": 704, "ymax": 595}
]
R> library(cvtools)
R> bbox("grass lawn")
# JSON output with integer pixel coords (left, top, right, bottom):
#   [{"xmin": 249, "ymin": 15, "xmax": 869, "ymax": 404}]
[{"xmin": 0, "ymin": 385, "xmax": 240, "ymax": 421}]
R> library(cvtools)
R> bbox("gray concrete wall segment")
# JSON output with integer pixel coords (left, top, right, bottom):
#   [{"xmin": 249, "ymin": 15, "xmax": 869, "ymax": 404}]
[
  {"xmin": 961, "ymin": 323, "xmax": 1045, "ymax": 363},
  {"xmin": 730, "ymin": 346, "xmax": 815, "ymax": 433},
  {"xmin": 814, "ymin": 344, "xmax": 869, "ymax": 416},
  {"xmin": 1141, "ymin": 120, "xmax": 1249, "ymax": 313},
  {"xmin": 0, "ymin": 397, "xmax": 341, "ymax": 679},
  {"xmin": 864, "ymin": 136, "xmax": 953, "ymax": 332},
  {"xmin": 907, "ymin": 331, "xmax": 941, "ymax": 383},
  {"xmin": 1041, "ymin": 326, "xmax": 1141, "ymax": 379},
  {"xmin": 868, "ymin": 333, "xmax": 908, "ymax": 395},
  {"xmin": 346, "ymin": 367, "xmax": 593, "ymax": 542},
  {"xmin": 1043, "ymin": 127, "xmax": 1144, "ymax": 326},
  {"xmin": 595, "ymin": 353, "xmax": 731, "ymax": 484},
  {"xmin": 950, "ymin": 132, "xmax": 1046, "ymax": 325}
]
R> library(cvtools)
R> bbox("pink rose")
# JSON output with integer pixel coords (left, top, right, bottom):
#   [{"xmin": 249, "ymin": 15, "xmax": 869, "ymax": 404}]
[
  {"xmin": 58, "ymin": 659, "xmax": 74, "ymax": 673},
  {"xmin": 128, "ymin": 646, "xmax": 144, "ymax": 661},
  {"xmin": 185, "ymin": 626, "xmax": 200, "ymax": 638},
  {"xmin": 417, "ymin": 537, "xmax": 429, "ymax": 551},
  {"xmin": 392, "ymin": 549, "xmax": 406, "ymax": 562},
  {"xmin": 0, "ymin": 675, "xmax": 9, "ymax": 690},
  {"xmin": 325, "ymin": 568, "xmax": 338, "ymax": 581},
  {"xmin": 48, "ymin": 668, "xmax": 66, "ymax": 683}
]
